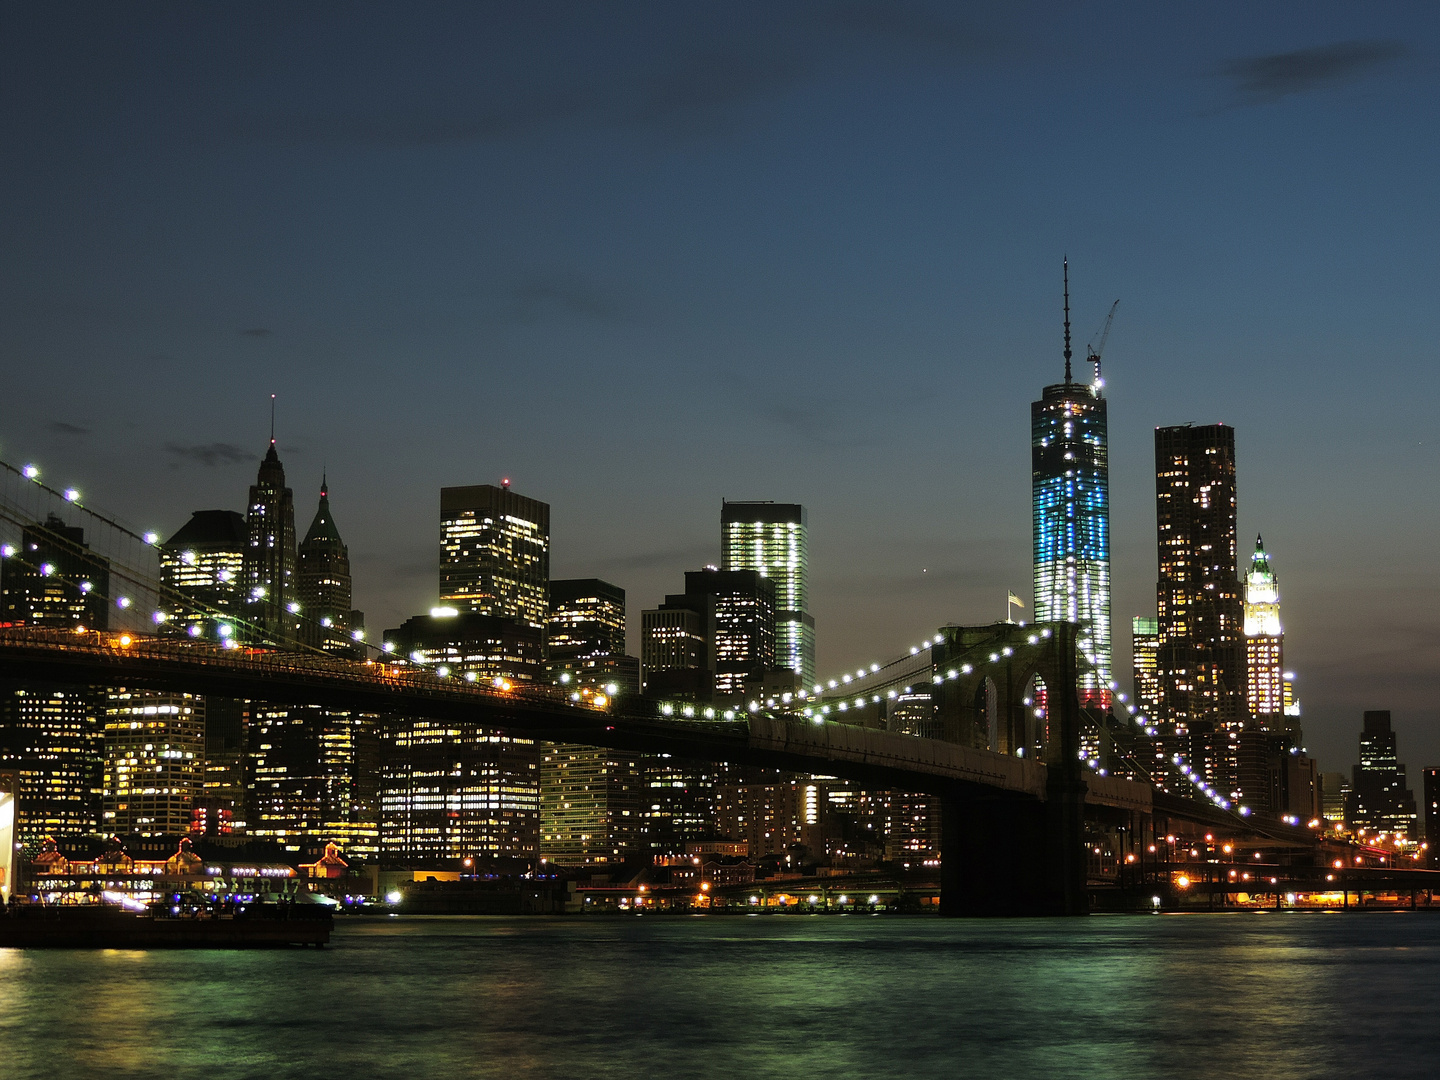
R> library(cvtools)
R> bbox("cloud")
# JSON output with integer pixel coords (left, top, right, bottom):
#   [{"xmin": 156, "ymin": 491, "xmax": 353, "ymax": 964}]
[
  {"xmin": 509, "ymin": 275, "xmax": 620, "ymax": 323},
  {"xmin": 590, "ymin": 543, "xmax": 716, "ymax": 572},
  {"xmin": 762, "ymin": 403, "xmax": 879, "ymax": 449},
  {"xmin": 1221, "ymin": 40, "xmax": 1406, "ymax": 105},
  {"xmin": 48, "ymin": 421, "xmax": 90, "ymax": 436},
  {"xmin": 164, "ymin": 441, "xmax": 251, "ymax": 467},
  {"xmin": 220, "ymin": 5, "xmax": 992, "ymax": 148},
  {"xmin": 240, "ymin": 327, "xmax": 271, "ymax": 337}
]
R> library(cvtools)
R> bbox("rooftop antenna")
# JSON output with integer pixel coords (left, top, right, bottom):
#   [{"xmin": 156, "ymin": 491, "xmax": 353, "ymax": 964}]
[
  {"xmin": 1063, "ymin": 257, "xmax": 1072, "ymax": 383},
  {"xmin": 269, "ymin": 393, "xmax": 277, "ymax": 446}
]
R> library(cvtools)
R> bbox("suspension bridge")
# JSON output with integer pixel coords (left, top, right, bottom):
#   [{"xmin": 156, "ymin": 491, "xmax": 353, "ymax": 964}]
[{"xmin": 0, "ymin": 451, "xmax": 1402, "ymax": 915}]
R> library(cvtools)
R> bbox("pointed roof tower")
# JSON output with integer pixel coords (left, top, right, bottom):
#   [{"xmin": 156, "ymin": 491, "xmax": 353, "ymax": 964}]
[
  {"xmin": 1062, "ymin": 256, "xmax": 1073, "ymax": 383},
  {"xmin": 302, "ymin": 473, "xmax": 344, "ymax": 547}
]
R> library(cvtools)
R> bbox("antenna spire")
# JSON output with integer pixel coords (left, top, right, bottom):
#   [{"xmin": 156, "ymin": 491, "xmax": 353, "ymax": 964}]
[
  {"xmin": 1062, "ymin": 257, "xmax": 1072, "ymax": 382},
  {"xmin": 269, "ymin": 393, "xmax": 276, "ymax": 446}
]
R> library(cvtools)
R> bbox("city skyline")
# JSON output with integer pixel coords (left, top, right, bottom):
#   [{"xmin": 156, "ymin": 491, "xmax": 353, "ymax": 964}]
[{"xmin": 3, "ymin": 5, "xmax": 1438, "ymax": 779}]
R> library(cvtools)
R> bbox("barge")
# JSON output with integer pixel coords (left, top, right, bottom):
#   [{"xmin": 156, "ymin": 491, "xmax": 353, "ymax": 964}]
[{"xmin": 0, "ymin": 901, "xmax": 333, "ymax": 948}]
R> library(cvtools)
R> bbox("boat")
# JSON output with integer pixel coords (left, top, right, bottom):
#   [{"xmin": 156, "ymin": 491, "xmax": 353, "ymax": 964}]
[{"xmin": 0, "ymin": 900, "xmax": 333, "ymax": 948}]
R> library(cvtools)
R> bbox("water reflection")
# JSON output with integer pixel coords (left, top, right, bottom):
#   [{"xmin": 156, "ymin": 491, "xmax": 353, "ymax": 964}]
[{"xmin": 2, "ymin": 914, "xmax": 1438, "ymax": 1079}]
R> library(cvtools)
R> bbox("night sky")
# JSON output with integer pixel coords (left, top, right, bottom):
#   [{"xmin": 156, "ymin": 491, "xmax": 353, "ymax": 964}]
[{"xmin": 2, "ymin": 3, "xmax": 1436, "ymax": 776}]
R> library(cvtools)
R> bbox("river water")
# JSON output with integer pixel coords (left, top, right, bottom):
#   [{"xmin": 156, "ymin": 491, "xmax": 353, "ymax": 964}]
[{"xmin": 2, "ymin": 912, "xmax": 1438, "ymax": 1079}]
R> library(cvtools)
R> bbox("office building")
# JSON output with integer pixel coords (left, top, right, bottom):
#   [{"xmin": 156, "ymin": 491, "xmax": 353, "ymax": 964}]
[
  {"xmin": 381, "ymin": 718, "xmax": 541, "ymax": 863},
  {"xmin": 1320, "ymin": 771, "xmax": 1350, "ymax": 826},
  {"xmin": 1347, "ymin": 710, "xmax": 1418, "ymax": 838},
  {"xmin": 1, "ymin": 514, "xmax": 111, "ymax": 631},
  {"xmin": 1131, "ymin": 617, "xmax": 1161, "ymax": 717},
  {"xmin": 1243, "ymin": 535, "xmax": 1286, "ymax": 729},
  {"xmin": 0, "ymin": 685, "xmax": 101, "ymax": 843},
  {"xmin": 384, "ymin": 611, "xmax": 544, "ymax": 684},
  {"xmin": 158, "ymin": 510, "xmax": 247, "ymax": 635},
  {"xmin": 296, "ymin": 476, "xmax": 364, "ymax": 655},
  {"xmin": 1153, "ymin": 423, "xmax": 1246, "ymax": 732},
  {"xmin": 0, "ymin": 516, "xmax": 108, "ymax": 842},
  {"xmin": 439, "ymin": 483, "xmax": 550, "ymax": 630},
  {"xmin": 242, "ymin": 439, "xmax": 298, "ymax": 644},
  {"xmin": 1425, "ymin": 768, "xmax": 1438, "ymax": 868},
  {"xmin": 246, "ymin": 704, "xmax": 381, "ymax": 857},
  {"xmin": 1032, "ymin": 265, "xmax": 1111, "ymax": 706},
  {"xmin": 546, "ymin": 578, "xmax": 637, "ymax": 693},
  {"xmin": 686, "ymin": 568, "xmax": 776, "ymax": 697},
  {"xmin": 641, "ymin": 597, "xmax": 713, "ymax": 698},
  {"xmin": 101, "ymin": 689, "xmax": 204, "ymax": 835},
  {"xmin": 540, "ymin": 580, "xmax": 643, "ymax": 865},
  {"xmin": 721, "ymin": 501, "xmax": 813, "ymax": 686}
]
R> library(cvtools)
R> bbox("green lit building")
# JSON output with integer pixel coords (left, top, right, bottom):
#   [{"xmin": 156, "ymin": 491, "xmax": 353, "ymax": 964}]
[{"xmin": 721, "ymin": 501, "xmax": 812, "ymax": 686}]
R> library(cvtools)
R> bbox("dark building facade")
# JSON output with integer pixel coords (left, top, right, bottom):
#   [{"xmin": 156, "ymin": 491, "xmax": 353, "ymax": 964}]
[
  {"xmin": 296, "ymin": 477, "xmax": 363, "ymax": 655},
  {"xmin": 0, "ymin": 515, "xmax": 110, "ymax": 843},
  {"xmin": 1425, "ymin": 767, "xmax": 1439, "ymax": 868},
  {"xmin": 685, "ymin": 568, "xmax": 776, "ymax": 698},
  {"xmin": 2, "ymin": 514, "xmax": 111, "ymax": 631},
  {"xmin": 1347, "ymin": 710, "xmax": 1418, "ymax": 838},
  {"xmin": 1154, "ymin": 423, "xmax": 1246, "ymax": 731},
  {"xmin": 242, "ymin": 440, "xmax": 298, "ymax": 644},
  {"xmin": 545, "ymin": 578, "xmax": 637, "ymax": 693}
]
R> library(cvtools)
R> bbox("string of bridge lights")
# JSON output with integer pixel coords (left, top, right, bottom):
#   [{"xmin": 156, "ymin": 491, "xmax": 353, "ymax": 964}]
[{"xmin": 0, "ymin": 455, "xmax": 1269, "ymax": 818}]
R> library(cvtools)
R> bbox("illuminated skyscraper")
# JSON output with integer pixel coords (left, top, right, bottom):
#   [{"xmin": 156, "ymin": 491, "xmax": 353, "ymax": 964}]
[
  {"xmin": 1131, "ymin": 617, "xmax": 1161, "ymax": 716},
  {"xmin": 296, "ymin": 476, "xmax": 363, "ymax": 655},
  {"xmin": 1032, "ymin": 264, "xmax": 1111, "ymax": 705},
  {"xmin": 158, "ymin": 509, "xmax": 247, "ymax": 635},
  {"xmin": 439, "ymin": 483, "xmax": 549, "ymax": 630},
  {"xmin": 1154, "ymin": 424, "xmax": 1245, "ymax": 730},
  {"xmin": 721, "ymin": 501, "xmax": 812, "ymax": 686},
  {"xmin": 242, "ymin": 439, "xmax": 298, "ymax": 644},
  {"xmin": 1243, "ymin": 535, "xmax": 1285, "ymax": 728},
  {"xmin": 686, "ymin": 568, "xmax": 775, "ymax": 697}
]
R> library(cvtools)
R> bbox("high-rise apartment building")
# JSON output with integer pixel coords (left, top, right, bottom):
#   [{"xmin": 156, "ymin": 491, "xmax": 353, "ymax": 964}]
[
  {"xmin": 539, "ymin": 744, "xmax": 642, "ymax": 867},
  {"xmin": 1347, "ymin": 710, "xmax": 1418, "ymax": 838},
  {"xmin": 1032, "ymin": 266, "xmax": 1111, "ymax": 706},
  {"xmin": 1243, "ymin": 535, "xmax": 1285, "ymax": 728},
  {"xmin": 1154, "ymin": 423, "xmax": 1245, "ymax": 730},
  {"xmin": 296, "ymin": 477, "xmax": 363, "ymax": 655},
  {"xmin": 158, "ymin": 510, "xmax": 247, "ymax": 635},
  {"xmin": 101, "ymin": 689, "xmax": 204, "ymax": 835},
  {"xmin": 242, "ymin": 440, "xmax": 298, "ymax": 644},
  {"xmin": 1131, "ymin": 617, "xmax": 1161, "ymax": 716},
  {"xmin": 439, "ymin": 483, "xmax": 549, "ymax": 630},
  {"xmin": 721, "ymin": 501, "xmax": 813, "ymax": 686}
]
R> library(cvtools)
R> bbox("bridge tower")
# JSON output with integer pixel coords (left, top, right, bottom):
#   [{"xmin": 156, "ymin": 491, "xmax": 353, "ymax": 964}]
[{"xmin": 931, "ymin": 621, "xmax": 1089, "ymax": 916}]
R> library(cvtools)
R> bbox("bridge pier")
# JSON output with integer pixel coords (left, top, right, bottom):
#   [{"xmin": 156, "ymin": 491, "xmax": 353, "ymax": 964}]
[{"xmin": 937, "ymin": 776, "xmax": 1088, "ymax": 917}]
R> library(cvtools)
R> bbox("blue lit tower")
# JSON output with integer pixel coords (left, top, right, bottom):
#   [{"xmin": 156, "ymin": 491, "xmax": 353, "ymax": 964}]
[{"xmin": 1031, "ymin": 261, "xmax": 1111, "ymax": 706}]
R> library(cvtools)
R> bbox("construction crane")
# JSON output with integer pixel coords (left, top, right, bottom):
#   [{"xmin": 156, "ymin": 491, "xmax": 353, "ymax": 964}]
[{"xmin": 1086, "ymin": 299, "xmax": 1119, "ymax": 386}]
